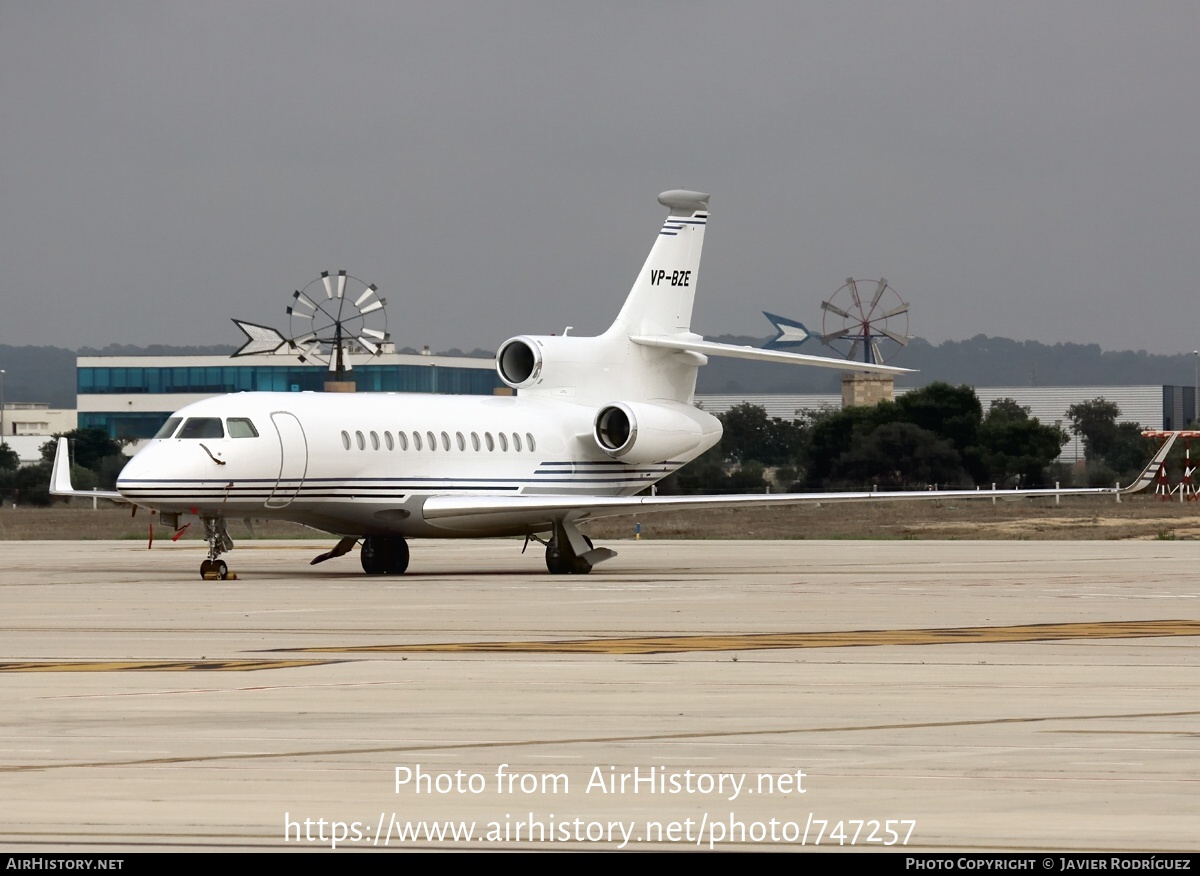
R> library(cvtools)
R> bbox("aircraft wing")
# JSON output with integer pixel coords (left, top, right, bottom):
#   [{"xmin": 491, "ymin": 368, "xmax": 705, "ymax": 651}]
[
  {"xmin": 420, "ymin": 486, "xmax": 1111, "ymax": 532},
  {"xmin": 629, "ymin": 335, "xmax": 913, "ymax": 375},
  {"xmin": 49, "ymin": 437, "xmax": 127, "ymax": 502}
]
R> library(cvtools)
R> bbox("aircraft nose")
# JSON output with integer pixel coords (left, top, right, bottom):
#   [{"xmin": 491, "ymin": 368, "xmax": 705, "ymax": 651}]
[{"xmin": 115, "ymin": 443, "xmax": 170, "ymax": 496}]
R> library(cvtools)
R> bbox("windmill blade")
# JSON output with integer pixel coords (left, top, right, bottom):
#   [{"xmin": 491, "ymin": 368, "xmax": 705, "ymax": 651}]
[
  {"xmin": 870, "ymin": 341, "xmax": 885, "ymax": 365},
  {"xmin": 846, "ymin": 278, "xmax": 862, "ymax": 311},
  {"xmin": 820, "ymin": 328, "xmax": 854, "ymax": 344},
  {"xmin": 356, "ymin": 336, "xmax": 380, "ymax": 355},
  {"xmin": 361, "ymin": 327, "xmax": 387, "ymax": 341},
  {"xmin": 876, "ymin": 327, "xmax": 912, "ymax": 346},
  {"xmin": 289, "ymin": 289, "xmax": 318, "ymax": 315},
  {"xmin": 230, "ymin": 320, "xmax": 287, "ymax": 356},
  {"xmin": 336, "ymin": 270, "xmax": 347, "ymax": 299},
  {"xmin": 321, "ymin": 270, "xmax": 335, "ymax": 299},
  {"xmin": 353, "ymin": 283, "xmax": 379, "ymax": 308},
  {"xmin": 879, "ymin": 302, "xmax": 910, "ymax": 319},
  {"xmin": 359, "ymin": 300, "xmax": 384, "ymax": 315},
  {"xmin": 868, "ymin": 278, "xmax": 889, "ymax": 310},
  {"xmin": 821, "ymin": 300, "xmax": 854, "ymax": 320},
  {"xmin": 294, "ymin": 335, "xmax": 323, "ymax": 364}
]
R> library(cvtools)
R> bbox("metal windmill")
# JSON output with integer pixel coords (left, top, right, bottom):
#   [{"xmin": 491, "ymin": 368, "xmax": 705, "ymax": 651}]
[
  {"xmin": 819, "ymin": 277, "xmax": 911, "ymax": 366},
  {"xmin": 232, "ymin": 271, "xmax": 389, "ymax": 380}
]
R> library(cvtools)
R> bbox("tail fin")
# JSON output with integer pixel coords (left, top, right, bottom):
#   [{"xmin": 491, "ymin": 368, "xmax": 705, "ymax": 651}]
[{"xmin": 605, "ymin": 190, "xmax": 709, "ymax": 338}]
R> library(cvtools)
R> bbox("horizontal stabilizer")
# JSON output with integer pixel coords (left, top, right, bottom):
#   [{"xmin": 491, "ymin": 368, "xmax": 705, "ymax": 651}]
[{"xmin": 630, "ymin": 335, "xmax": 912, "ymax": 375}]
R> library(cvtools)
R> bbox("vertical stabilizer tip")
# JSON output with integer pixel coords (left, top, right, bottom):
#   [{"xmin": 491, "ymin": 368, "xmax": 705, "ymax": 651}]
[{"xmin": 657, "ymin": 190, "xmax": 710, "ymax": 215}]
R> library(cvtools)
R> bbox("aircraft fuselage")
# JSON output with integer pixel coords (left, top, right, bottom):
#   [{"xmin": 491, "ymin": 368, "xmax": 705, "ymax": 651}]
[{"xmin": 115, "ymin": 391, "xmax": 698, "ymax": 538}]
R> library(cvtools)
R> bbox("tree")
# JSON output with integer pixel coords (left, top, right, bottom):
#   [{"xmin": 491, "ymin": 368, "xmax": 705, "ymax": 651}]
[
  {"xmin": 894, "ymin": 382, "xmax": 983, "ymax": 452},
  {"xmin": 1065, "ymin": 398, "xmax": 1122, "ymax": 461},
  {"xmin": 985, "ymin": 397, "xmax": 1031, "ymax": 423},
  {"xmin": 39, "ymin": 428, "xmax": 125, "ymax": 471},
  {"xmin": 977, "ymin": 416, "xmax": 1068, "ymax": 486},
  {"xmin": 1105, "ymin": 422, "xmax": 1154, "ymax": 481},
  {"xmin": 1064, "ymin": 398, "xmax": 1151, "ymax": 481},
  {"xmin": 0, "ymin": 442, "xmax": 18, "ymax": 471},
  {"xmin": 717, "ymin": 403, "xmax": 808, "ymax": 466},
  {"xmin": 827, "ymin": 422, "xmax": 969, "ymax": 489},
  {"xmin": 38, "ymin": 428, "xmax": 129, "ymax": 489}
]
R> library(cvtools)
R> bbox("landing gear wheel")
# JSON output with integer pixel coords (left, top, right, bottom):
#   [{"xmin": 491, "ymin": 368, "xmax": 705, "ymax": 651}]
[
  {"xmin": 545, "ymin": 538, "xmax": 594, "ymax": 575},
  {"xmin": 361, "ymin": 537, "xmax": 385, "ymax": 575},
  {"xmin": 199, "ymin": 559, "xmax": 229, "ymax": 580},
  {"xmin": 545, "ymin": 544, "xmax": 570, "ymax": 575},
  {"xmin": 361, "ymin": 536, "xmax": 410, "ymax": 575},
  {"xmin": 385, "ymin": 538, "xmax": 410, "ymax": 574}
]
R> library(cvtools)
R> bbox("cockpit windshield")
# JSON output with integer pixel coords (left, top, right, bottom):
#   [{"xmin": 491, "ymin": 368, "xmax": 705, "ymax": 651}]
[
  {"xmin": 177, "ymin": 417, "xmax": 225, "ymax": 439},
  {"xmin": 227, "ymin": 418, "xmax": 259, "ymax": 438},
  {"xmin": 153, "ymin": 417, "xmax": 182, "ymax": 439}
]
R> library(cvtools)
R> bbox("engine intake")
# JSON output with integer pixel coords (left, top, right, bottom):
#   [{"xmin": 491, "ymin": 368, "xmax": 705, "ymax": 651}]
[
  {"xmin": 496, "ymin": 337, "xmax": 542, "ymax": 389},
  {"xmin": 593, "ymin": 401, "xmax": 716, "ymax": 465}
]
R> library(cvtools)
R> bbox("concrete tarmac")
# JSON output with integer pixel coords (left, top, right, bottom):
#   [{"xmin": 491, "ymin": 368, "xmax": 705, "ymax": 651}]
[{"xmin": 0, "ymin": 538, "xmax": 1197, "ymax": 852}]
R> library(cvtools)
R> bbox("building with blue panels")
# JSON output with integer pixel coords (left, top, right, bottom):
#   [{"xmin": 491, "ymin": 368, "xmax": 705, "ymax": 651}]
[{"xmin": 77, "ymin": 351, "xmax": 503, "ymax": 440}]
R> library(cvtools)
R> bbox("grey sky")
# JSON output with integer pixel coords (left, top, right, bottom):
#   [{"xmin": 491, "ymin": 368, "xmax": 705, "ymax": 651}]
[{"xmin": 2, "ymin": 2, "xmax": 1198, "ymax": 358}]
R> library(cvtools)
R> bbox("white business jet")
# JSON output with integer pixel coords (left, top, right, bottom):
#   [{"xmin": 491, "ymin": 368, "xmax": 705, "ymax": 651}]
[{"xmin": 52, "ymin": 191, "xmax": 1117, "ymax": 579}]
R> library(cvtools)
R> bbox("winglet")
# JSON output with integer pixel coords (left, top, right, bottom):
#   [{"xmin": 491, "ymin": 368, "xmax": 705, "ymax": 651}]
[
  {"xmin": 1119, "ymin": 431, "xmax": 1180, "ymax": 494},
  {"xmin": 50, "ymin": 437, "xmax": 74, "ymax": 495},
  {"xmin": 49, "ymin": 436, "xmax": 127, "ymax": 502}
]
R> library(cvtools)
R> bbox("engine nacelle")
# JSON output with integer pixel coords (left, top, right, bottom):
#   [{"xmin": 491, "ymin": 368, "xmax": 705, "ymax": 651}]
[
  {"xmin": 593, "ymin": 401, "xmax": 718, "ymax": 465},
  {"xmin": 496, "ymin": 336, "xmax": 544, "ymax": 389}
]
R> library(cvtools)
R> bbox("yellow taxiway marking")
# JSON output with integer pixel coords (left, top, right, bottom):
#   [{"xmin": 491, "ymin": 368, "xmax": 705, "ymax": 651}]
[
  {"xmin": 289, "ymin": 619, "xmax": 1200, "ymax": 656},
  {"xmin": 0, "ymin": 660, "xmax": 341, "ymax": 672}
]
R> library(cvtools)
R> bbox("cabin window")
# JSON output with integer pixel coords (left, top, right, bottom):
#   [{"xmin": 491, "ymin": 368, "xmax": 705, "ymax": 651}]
[
  {"xmin": 526, "ymin": 433, "xmax": 536, "ymax": 452},
  {"xmin": 471, "ymin": 432, "xmax": 481, "ymax": 451},
  {"xmin": 512, "ymin": 432, "xmax": 522, "ymax": 452},
  {"xmin": 484, "ymin": 432, "xmax": 495, "ymax": 451},
  {"xmin": 456, "ymin": 432, "xmax": 466, "ymax": 451},
  {"xmin": 398, "ymin": 431, "xmax": 409, "ymax": 451},
  {"xmin": 412, "ymin": 431, "xmax": 422, "ymax": 451},
  {"xmin": 178, "ymin": 417, "xmax": 224, "ymax": 439},
  {"xmin": 440, "ymin": 431, "xmax": 451, "ymax": 451},
  {"xmin": 154, "ymin": 418, "xmax": 182, "ymax": 439},
  {"xmin": 384, "ymin": 431, "xmax": 394, "ymax": 451},
  {"xmin": 227, "ymin": 418, "xmax": 259, "ymax": 438},
  {"xmin": 427, "ymin": 431, "xmax": 437, "ymax": 450},
  {"xmin": 370, "ymin": 431, "xmax": 380, "ymax": 450},
  {"xmin": 498, "ymin": 432, "xmax": 509, "ymax": 452},
  {"xmin": 341, "ymin": 430, "xmax": 350, "ymax": 450},
  {"xmin": 355, "ymin": 431, "xmax": 365, "ymax": 450}
]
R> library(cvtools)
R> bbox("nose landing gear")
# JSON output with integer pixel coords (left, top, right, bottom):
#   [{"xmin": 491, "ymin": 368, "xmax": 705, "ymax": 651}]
[{"xmin": 199, "ymin": 516, "xmax": 235, "ymax": 580}]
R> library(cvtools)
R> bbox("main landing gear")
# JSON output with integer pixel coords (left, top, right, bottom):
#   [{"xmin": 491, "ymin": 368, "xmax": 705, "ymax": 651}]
[
  {"xmin": 199, "ymin": 516, "xmax": 234, "ymax": 580},
  {"xmin": 360, "ymin": 536, "xmax": 410, "ymax": 575},
  {"xmin": 541, "ymin": 520, "xmax": 617, "ymax": 575}
]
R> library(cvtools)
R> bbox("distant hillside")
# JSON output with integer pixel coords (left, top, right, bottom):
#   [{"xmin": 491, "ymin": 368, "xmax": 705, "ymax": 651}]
[
  {"xmin": 1, "ymin": 337, "xmax": 1195, "ymax": 410},
  {"xmin": 693, "ymin": 334, "xmax": 1199, "ymax": 394},
  {"xmin": 0, "ymin": 346, "xmax": 78, "ymax": 408}
]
